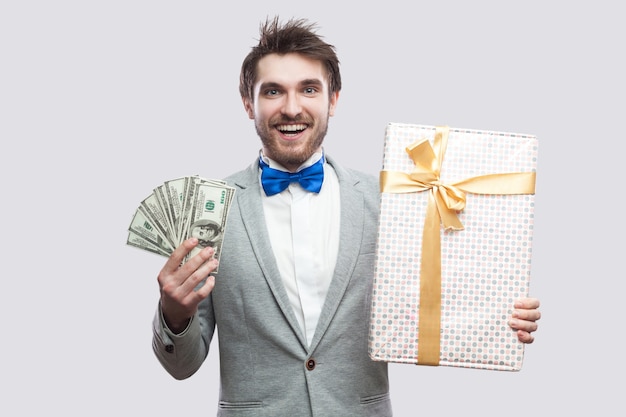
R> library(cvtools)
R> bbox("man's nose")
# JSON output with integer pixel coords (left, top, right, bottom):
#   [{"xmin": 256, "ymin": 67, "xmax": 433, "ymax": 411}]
[{"xmin": 281, "ymin": 92, "xmax": 302, "ymax": 117}]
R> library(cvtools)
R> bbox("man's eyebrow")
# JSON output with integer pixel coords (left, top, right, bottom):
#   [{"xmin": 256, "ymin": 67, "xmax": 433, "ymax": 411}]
[
  {"xmin": 258, "ymin": 79, "xmax": 324, "ymax": 91},
  {"xmin": 258, "ymin": 82, "xmax": 282, "ymax": 91},
  {"xmin": 299, "ymin": 79, "xmax": 324, "ymax": 87}
]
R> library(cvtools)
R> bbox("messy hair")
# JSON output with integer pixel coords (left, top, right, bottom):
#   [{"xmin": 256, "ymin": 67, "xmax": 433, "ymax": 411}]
[{"xmin": 239, "ymin": 16, "xmax": 342, "ymax": 101}]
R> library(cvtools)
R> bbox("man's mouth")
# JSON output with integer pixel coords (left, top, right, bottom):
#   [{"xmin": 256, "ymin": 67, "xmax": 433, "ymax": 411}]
[{"xmin": 276, "ymin": 123, "xmax": 308, "ymax": 136}]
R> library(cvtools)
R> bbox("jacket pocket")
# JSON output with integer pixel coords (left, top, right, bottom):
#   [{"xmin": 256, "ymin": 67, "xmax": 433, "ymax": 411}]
[
  {"xmin": 360, "ymin": 392, "xmax": 392, "ymax": 417},
  {"xmin": 217, "ymin": 401, "xmax": 264, "ymax": 416}
]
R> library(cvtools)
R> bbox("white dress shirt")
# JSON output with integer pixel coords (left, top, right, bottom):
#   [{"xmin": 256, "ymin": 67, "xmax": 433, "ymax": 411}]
[{"xmin": 259, "ymin": 150, "xmax": 340, "ymax": 346}]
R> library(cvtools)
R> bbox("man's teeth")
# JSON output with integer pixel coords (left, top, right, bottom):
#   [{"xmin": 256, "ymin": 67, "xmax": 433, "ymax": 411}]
[{"xmin": 277, "ymin": 124, "xmax": 307, "ymax": 132}]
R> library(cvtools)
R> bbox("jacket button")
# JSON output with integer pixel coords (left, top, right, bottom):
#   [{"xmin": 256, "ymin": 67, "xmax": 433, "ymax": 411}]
[
  {"xmin": 306, "ymin": 358, "xmax": 316, "ymax": 371},
  {"xmin": 165, "ymin": 345, "xmax": 174, "ymax": 353}
]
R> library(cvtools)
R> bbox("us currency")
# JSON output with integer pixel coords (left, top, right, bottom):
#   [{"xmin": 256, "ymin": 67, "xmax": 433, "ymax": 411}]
[
  {"xmin": 127, "ymin": 230, "xmax": 171, "ymax": 257},
  {"xmin": 127, "ymin": 175, "xmax": 235, "ymax": 272},
  {"xmin": 177, "ymin": 176, "xmax": 231, "ymax": 244},
  {"xmin": 181, "ymin": 179, "xmax": 235, "ymax": 269},
  {"xmin": 154, "ymin": 176, "xmax": 189, "ymax": 244},
  {"xmin": 127, "ymin": 205, "xmax": 174, "ymax": 255},
  {"xmin": 139, "ymin": 192, "xmax": 177, "ymax": 249}
]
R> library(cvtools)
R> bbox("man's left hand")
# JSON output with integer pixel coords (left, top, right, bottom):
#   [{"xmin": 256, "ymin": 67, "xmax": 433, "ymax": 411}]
[{"xmin": 509, "ymin": 297, "xmax": 541, "ymax": 344}]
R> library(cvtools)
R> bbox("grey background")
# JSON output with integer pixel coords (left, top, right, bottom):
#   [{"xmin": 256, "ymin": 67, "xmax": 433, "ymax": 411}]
[{"xmin": 2, "ymin": 1, "xmax": 622, "ymax": 415}]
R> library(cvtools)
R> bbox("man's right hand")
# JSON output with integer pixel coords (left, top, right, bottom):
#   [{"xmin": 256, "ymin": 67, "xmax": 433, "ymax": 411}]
[{"xmin": 157, "ymin": 238, "xmax": 218, "ymax": 333}]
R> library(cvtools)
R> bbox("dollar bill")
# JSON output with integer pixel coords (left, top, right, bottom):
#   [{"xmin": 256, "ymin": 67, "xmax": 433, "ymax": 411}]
[
  {"xmin": 127, "ymin": 230, "xmax": 171, "ymax": 257},
  {"xmin": 128, "ymin": 205, "xmax": 175, "ymax": 254},
  {"xmin": 154, "ymin": 176, "xmax": 189, "ymax": 244},
  {"xmin": 127, "ymin": 175, "xmax": 235, "ymax": 272},
  {"xmin": 181, "ymin": 180, "xmax": 235, "ymax": 266}
]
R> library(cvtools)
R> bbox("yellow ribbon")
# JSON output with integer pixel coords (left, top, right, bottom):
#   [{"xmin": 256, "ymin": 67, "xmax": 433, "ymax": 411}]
[{"xmin": 380, "ymin": 126, "xmax": 536, "ymax": 365}]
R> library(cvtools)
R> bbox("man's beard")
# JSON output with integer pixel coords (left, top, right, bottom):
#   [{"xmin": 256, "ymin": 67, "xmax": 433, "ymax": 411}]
[{"xmin": 256, "ymin": 116, "xmax": 329, "ymax": 168}]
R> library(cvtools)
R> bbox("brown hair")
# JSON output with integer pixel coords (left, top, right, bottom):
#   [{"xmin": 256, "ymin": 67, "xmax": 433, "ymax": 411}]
[{"xmin": 239, "ymin": 16, "xmax": 342, "ymax": 101}]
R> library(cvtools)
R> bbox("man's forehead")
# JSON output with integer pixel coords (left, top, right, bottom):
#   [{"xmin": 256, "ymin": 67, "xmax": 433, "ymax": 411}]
[{"xmin": 255, "ymin": 53, "xmax": 327, "ymax": 85}]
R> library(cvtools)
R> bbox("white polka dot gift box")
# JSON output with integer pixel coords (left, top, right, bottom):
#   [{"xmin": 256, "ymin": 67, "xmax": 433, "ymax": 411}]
[{"xmin": 368, "ymin": 123, "xmax": 537, "ymax": 371}]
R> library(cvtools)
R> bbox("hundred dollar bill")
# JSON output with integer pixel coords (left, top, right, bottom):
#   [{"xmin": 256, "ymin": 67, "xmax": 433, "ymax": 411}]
[
  {"xmin": 127, "ymin": 175, "xmax": 235, "ymax": 273},
  {"xmin": 127, "ymin": 205, "xmax": 175, "ymax": 254},
  {"xmin": 177, "ymin": 176, "xmax": 231, "ymax": 243},
  {"xmin": 140, "ymin": 192, "xmax": 177, "ymax": 249},
  {"xmin": 177, "ymin": 176, "xmax": 200, "ymax": 245},
  {"xmin": 154, "ymin": 176, "xmax": 189, "ymax": 244},
  {"xmin": 153, "ymin": 184, "xmax": 174, "ymax": 241},
  {"xmin": 126, "ymin": 230, "xmax": 171, "ymax": 257},
  {"xmin": 182, "ymin": 180, "xmax": 235, "ymax": 269}
]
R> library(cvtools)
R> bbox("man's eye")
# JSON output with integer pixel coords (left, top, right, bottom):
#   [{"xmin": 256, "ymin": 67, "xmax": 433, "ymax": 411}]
[
  {"xmin": 265, "ymin": 89, "xmax": 279, "ymax": 96},
  {"xmin": 304, "ymin": 87, "xmax": 317, "ymax": 94}
]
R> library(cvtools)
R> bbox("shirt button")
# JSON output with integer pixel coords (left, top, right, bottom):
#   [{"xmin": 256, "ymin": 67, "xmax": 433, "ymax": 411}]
[
  {"xmin": 165, "ymin": 345, "xmax": 174, "ymax": 353},
  {"xmin": 306, "ymin": 358, "xmax": 316, "ymax": 371}
]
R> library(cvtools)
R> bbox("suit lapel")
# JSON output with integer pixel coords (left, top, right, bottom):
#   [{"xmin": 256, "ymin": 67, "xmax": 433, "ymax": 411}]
[
  {"xmin": 231, "ymin": 161, "xmax": 308, "ymax": 347},
  {"xmin": 309, "ymin": 156, "xmax": 366, "ymax": 351}
]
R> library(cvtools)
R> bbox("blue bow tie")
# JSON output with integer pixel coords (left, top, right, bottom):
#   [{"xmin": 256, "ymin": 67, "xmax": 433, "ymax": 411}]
[{"xmin": 259, "ymin": 155, "xmax": 325, "ymax": 196}]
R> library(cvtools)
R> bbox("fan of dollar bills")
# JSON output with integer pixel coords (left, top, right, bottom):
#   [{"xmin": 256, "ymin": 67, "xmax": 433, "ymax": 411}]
[{"xmin": 127, "ymin": 175, "xmax": 235, "ymax": 269}]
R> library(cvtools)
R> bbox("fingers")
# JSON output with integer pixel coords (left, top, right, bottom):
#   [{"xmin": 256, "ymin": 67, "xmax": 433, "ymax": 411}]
[
  {"xmin": 512, "ymin": 297, "xmax": 542, "ymax": 323},
  {"xmin": 514, "ymin": 297, "xmax": 540, "ymax": 310},
  {"xmin": 516, "ymin": 330, "xmax": 535, "ymax": 344},
  {"xmin": 157, "ymin": 238, "xmax": 219, "ymax": 326},
  {"xmin": 509, "ymin": 319, "xmax": 538, "ymax": 344},
  {"xmin": 168, "ymin": 270, "xmax": 216, "ymax": 317},
  {"xmin": 178, "ymin": 255, "xmax": 218, "ymax": 295},
  {"xmin": 509, "ymin": 297, "xmax": 541, "ymax": 344},
  {"xmin": 512, "ymin": 307, "xmax": 542, "ymax": 323},
  {"xmin": 160, "ymin": 238, "xmax": 202, "ymax": 277},
  {"xmin": 509, "ymin": 316, "xmax": 538, "ymax": 333},
  {"xmin": 158, "ymin": 238, "xmax": 216, "ymax": 288}
]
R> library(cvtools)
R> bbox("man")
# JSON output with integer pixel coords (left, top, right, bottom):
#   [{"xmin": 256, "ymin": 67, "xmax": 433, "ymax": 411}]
[{"xmin": 153, "ymin": 17, "xmax": 541, "ymax": 416}]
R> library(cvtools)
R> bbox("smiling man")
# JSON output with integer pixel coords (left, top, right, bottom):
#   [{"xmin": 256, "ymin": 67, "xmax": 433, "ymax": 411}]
[
  {"xmin": 244, "ymin": 52, "xmax": 338, "ymax": 171},
  {"xmin": 151, "ymin": 17, "xmax": 541, "ymax": 417}
]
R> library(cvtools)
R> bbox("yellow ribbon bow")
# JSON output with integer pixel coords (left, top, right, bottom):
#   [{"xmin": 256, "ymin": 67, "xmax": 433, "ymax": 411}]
[{"xmin": 380, "ymin": 126, "xmax": 536, "ymax": 365}]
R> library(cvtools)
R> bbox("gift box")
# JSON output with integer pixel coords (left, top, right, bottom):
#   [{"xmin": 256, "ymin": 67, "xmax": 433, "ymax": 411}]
[{"xmin": 368, "ymin": 123, "xmax": 538, "ymax": 371}]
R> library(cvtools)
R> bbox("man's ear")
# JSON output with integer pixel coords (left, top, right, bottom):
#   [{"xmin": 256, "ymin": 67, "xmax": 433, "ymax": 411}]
[
  {"xmin": 242, "ymin": 97, "xmax": 255, "ymax": 119},
  {"xmin": 328, "ymin": 91, "xmax": 340, "ymax": 117}
]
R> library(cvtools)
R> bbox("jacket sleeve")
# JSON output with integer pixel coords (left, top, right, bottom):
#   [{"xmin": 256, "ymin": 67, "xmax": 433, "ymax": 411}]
[{"xmin": 152, "ymin": 296, "xmax": 216, "ymax": 380}]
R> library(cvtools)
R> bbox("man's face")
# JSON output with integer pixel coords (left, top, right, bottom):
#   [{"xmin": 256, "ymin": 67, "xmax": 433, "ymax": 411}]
[
  {"xmin": 243, "ymin": 53, "xmax": 339, "ymax": 171},
  {"xmin": 192, "ymin": 225, "xmax": 217, "ymax": 241}
]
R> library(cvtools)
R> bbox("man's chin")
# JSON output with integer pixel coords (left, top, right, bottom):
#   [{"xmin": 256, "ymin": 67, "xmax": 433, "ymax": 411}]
[{"xmin": 268, "ymin": 146, "xmax": 317, "ymax": 167}]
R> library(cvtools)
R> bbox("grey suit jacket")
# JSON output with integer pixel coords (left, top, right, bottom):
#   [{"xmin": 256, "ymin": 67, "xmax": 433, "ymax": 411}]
[{"xmin": 153, "ymin": 155, "xmax": 392, "ymax": 417}]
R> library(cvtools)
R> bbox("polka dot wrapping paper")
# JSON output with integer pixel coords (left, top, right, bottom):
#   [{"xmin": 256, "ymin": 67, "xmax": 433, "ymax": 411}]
[{"xmin": 368, "ymin": 123, "xmax": 538, "ymax": 371}]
